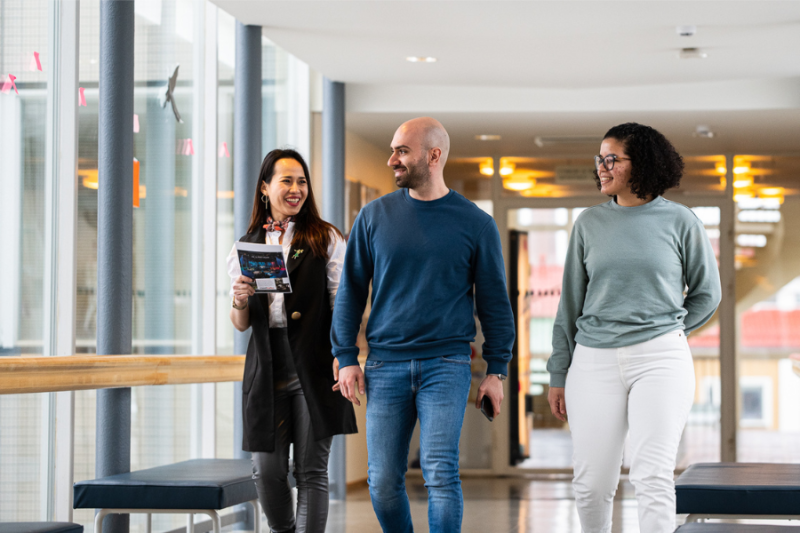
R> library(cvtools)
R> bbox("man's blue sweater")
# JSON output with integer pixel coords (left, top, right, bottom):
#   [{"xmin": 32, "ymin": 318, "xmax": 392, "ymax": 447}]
[{"xmin": 331, "ymin": 189, "xmax": 515, "ymax": 376}]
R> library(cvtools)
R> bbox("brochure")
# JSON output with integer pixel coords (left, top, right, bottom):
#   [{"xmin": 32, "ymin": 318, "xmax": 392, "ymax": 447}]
[{"xmin": 234, "ymin": 242, "xmax": 292, "ymax": 293}]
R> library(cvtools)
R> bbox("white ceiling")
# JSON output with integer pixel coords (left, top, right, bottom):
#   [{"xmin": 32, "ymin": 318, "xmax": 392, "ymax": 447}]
[
  {"xmin": 212, "ymin": 0, "xmax": 800, "ymax": 156},
  {"xmin": 346, "ymin": 109, "xmax": 800, "ymax": 158}
]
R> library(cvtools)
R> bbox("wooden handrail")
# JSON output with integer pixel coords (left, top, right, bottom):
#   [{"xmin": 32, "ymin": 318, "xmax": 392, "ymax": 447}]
[{"xmin": 0, "ymin": 355, "xmax": 244, "ymax": 395}]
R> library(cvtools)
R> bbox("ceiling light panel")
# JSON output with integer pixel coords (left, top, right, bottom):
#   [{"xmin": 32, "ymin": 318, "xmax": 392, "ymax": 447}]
[
  {"xmin": 679, "ymin": 47, "xmax": 707, "ymax": 59},
  {"xmin": 406, "ymin": 56, "xmax": 436, "ymax": 63}
]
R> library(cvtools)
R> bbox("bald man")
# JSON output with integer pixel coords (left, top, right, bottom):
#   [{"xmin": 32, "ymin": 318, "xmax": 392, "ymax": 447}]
[{"xmin": 331, "ymin": 118, "xmax": 514, "ymax": 533}]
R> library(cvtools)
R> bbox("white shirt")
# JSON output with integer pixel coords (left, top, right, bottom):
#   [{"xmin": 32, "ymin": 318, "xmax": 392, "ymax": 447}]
[{"xmin": 227, "ymin": 222, "xmax": 346, "ymax": 328}]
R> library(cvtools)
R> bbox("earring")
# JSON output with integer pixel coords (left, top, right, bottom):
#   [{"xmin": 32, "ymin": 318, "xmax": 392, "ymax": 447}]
[{"xmin": 261, "ymin": 194, "xmax": 268, "ymax": 205}]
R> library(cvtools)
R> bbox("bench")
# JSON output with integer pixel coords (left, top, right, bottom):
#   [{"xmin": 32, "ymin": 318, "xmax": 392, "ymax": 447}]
[
  {"xmin": 73, "ymin": 458, "xmax": 260, "ymax": 533},
  {"xmin": 0, "ymin": 524, "xmax": 82, "ymax": 533},
  {"xmin": 676, "ymin": 463, "xmax": 800, "ymax": 523}
]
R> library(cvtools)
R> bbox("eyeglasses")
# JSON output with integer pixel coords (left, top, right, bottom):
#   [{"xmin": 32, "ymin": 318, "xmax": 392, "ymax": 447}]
[{"xmin": 594, "ymin": 155, "xmax": 630, "ymax": 171}]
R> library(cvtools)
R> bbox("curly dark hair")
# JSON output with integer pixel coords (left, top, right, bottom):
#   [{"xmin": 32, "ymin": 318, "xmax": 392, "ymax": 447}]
[{"xmin": 594, "ymin": 122, "xmax": 684, "ymax": 200}]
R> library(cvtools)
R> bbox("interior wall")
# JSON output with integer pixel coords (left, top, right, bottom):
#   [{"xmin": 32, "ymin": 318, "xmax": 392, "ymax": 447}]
[
  {"xmin": 341, "ymin": 129, "xmax": 392, "ymax": 485},
  {"xmin": 310, "ymin": 111, "xmax": 323, "ymax": 214},
  {"xmin": 346, "ymin": 400, "xmax": 368, "ymax": 484},
  {"xmin": 345, "ymin": 129, "xmax": 396, "ymax": 197}
]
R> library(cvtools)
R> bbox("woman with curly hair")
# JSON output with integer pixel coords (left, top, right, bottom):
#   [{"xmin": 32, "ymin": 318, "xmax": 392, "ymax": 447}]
[{"xmin": 547, "ymin": 123, "xmax": 721, "ymax": 533}]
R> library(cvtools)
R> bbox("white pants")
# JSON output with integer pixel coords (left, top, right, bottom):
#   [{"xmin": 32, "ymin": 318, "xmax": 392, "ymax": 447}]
[{"xmin": 565, "ymin": 330, "xmax": 695, "ymax": 533}]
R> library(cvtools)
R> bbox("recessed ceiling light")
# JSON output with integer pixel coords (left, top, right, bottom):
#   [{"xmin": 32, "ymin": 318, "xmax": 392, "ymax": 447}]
[
  {"xmin": 406, "ymin": 56, "xmax": 437, "ymax": 63},
  {"xmin": 693, "ymin": 125, "xmax": 715, "ymax": 138},
  {"xmin": 475, "ymin": 134, "xmax": 501, "ymax": 141},
  {"xmin": 679, "ymin": 47, "xmax": 707, "ymax": 59},
  {"xmin": 676, "ymin": 25, "xmax": 697, "ymax": 37}
]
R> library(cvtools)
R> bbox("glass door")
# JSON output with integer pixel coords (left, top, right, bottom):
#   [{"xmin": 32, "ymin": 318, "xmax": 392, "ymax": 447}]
[
  {"xmin": 508, "ymin": 202, "xmax": 724, "ymax": 470},
  {"xmin": 508, "ymin": 207, "xmax": 589, "ymax": 469}
]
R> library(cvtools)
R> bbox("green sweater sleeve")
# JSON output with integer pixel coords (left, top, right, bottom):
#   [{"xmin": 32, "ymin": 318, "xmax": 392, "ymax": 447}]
[
  {"xmin": 682, "ymin": 218, "xmax": 722, "ymax": 333},
  {"xmin": 547, "ymin": 222, "xmax": 588, "ymax": 387}
]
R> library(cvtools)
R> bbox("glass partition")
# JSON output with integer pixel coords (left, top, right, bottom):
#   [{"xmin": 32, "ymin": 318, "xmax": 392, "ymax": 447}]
[
  {"xmin": 508, "ymin": 203, "xmax": 723, "ymax": 470},
  {"xmin": 214, "ymin": 5, "xmax": 236, "ymax": 461},
  {"xmin": 733, "ymin": 156, "xmax": 800, "ymax": 462},
  {"xmin": 74, "ymin": 1, "xmax": 201, "ymax": 529},
  {"xmin": 214, "ymin": 18, "xmax": 293, "ymax": 459},
  {"xmin": 508, "ymin": 207, "xmax": 594, "ymax": 469},
  {"xmin": 497, "ymin": 155, "xmax": 727, "ymax": 199},
  {"xmin": 0, "ymin": 0, "xmax": 52, "ymax": 521},
  {"xmin": 445, "ymin": 158, "xmax": 493, "ymax": 202}
]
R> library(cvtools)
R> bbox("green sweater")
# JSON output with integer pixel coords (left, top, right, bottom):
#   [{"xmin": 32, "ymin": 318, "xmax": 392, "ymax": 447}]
[{"xmin": 547, "ymin": 196, "xmax": 721, "ymax": 387}]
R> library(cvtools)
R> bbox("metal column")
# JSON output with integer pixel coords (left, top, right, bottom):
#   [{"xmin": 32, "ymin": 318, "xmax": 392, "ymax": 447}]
[
  {"xmin": 322, "ymin": 78, "xmax": 347, "ymax": 499},
  {"xmin": 322, "ymin": 78, "xmax": 345, "ymax": 231},
  {"xmin": 96, "ymin": 1, "xmax": 134, "ymax": 532},
  {"xmin": 233, "ymin": 21, "xmax": 261, "ymax": 528}
]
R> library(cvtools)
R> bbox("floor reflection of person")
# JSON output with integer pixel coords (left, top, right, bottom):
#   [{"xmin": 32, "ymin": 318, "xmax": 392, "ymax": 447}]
[
  {"xmin": 227, "ymin": 148, "xmax": 356, "ymax": 533},
  {"xmin": 547, "ymin": 123, "xmax": 722, "ymax": 533}
]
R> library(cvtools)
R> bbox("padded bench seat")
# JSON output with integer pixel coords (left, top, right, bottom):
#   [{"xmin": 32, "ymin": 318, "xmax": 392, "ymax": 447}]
[
  {"xmin": 0, "ymin": 524, "xmax": 83, "ymax": 533},
  {"xmin": 676, "ymin": 463, "xmax": 800, "ymax": 522},
  {"xmin": 676, "ymin": 525, "xmax": 800, "ymax": 532},
  {"xmin": 74, "ymin": 458, "xmax": 260, "ymax": 533}
]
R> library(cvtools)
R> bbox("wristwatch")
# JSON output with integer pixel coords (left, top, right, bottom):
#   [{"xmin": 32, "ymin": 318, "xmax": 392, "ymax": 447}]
[
  {"xmin": 487, "ymin": 374, "xmax": 507, "ymax": 381},
  {"xmin": 231, "ymin": 297, "xmax": 248, "ymax": 310}
]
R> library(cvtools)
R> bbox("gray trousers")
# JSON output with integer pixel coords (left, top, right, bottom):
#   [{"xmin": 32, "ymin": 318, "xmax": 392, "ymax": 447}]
[{"xmin": 251, "ymin": 379, "xmax": 333, "ymax": 533}]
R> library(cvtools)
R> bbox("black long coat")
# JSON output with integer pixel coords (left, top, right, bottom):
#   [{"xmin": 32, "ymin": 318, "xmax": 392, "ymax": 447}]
[{"xmin": 239, "ymin": 228, "xmax": 358, "ymax": 452}]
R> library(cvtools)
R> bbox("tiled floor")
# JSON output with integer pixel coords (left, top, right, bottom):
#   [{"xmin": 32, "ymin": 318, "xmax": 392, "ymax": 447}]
[{"xmin": 327, "ymin": 476, "xmax": 651, "ymax": 533}]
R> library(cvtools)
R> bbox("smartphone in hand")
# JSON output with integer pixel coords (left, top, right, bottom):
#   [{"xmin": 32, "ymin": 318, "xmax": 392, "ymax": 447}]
[{"xmin": 480, "ymin": 395, "xmax": 494, "ymax": 422}]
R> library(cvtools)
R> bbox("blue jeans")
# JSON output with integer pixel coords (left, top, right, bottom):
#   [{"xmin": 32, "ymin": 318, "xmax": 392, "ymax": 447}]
[{"xmin": 365, "ymin": 355, "xmax": 472, "ymax": 533}]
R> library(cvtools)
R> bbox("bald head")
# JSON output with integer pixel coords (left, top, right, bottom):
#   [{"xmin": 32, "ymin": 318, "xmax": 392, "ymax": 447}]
[
  {"xmin": 396, "ymin": 117, "xmax": 450, "ymax": 167},
  {"xmin": 388, "ymin": 117, "xmax": 451, "ymax": 194}
]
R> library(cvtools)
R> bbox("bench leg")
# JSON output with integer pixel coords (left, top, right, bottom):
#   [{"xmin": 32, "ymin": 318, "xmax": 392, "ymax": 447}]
[
  {"xmin": 95, "ymin": 509, "xmax": 111, "ymax": 533},
  {"xmin": 146, "ymin": 513, "xmax": 152, "ymax": 533},
  {"xmin": 187, "ymin": 513, "xmax": 193, "ymax": 533},
  {"xmin": 249, "ymin": 499, "xmax": 261, "ymax": 533},
  {"xmin": 198, "ymin": 510, "xmax": 222, "ymax": 533}
]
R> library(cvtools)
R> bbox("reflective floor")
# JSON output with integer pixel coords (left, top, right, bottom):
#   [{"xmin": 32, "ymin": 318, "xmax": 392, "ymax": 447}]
[
  {"xmin": 519, "ymin": 427, "xmax": 800, "ymax": 470},
  {"xmin": 327, "ymin": 476, "xmax": 651, "ymax": 533},
  {"xmin": 325, "ymin": 476, "xmax": 800, "ymax": 533}
]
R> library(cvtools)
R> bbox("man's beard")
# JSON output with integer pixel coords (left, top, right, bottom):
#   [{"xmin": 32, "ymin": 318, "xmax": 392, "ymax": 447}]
[{"xmin": 394, "ymin": 158, "xmax": 429, "ymax": 189}]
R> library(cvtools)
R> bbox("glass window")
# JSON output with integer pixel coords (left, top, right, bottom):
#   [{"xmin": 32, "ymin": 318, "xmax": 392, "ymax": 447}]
[
  {"xmin": 509, "ymin": 208, "xmax": 591, "ymax": 469},
  {"xmin": 508, "ymin": 203, "xmax": 722, "ymax": 470},
  {"xmin": 445, "ymin": 159, "xmax": 493, "ymax": 202},
  {"xmin": 74, "ymin": 1, "xmax": 204, "ymax": 529},
  {"xmin": 215, "ymin": 20, "xmax": 295, "ymax": 460},
  {"xmin": 497, "ymin": 155, "xmax": 729, "ymax": 199},
  {"xmin": 215, "ymin": 6, "xmax": 235, "ymax": 460},
  {"xmin": 734, "ymin": 157, "xmax": 800, "ymax": 462},
  {"xmin": 0, "ymin": 0, "xmax": 52, "ymax": 521}
]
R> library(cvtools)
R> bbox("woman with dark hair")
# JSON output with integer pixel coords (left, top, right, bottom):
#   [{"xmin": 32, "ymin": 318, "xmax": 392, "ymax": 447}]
[
  {"xmin": 547, "ymin": 123, "xmax": 721, "ymax": 533},
  {"xmin": 227, "ymin": 148, "xmax": 357, "ymax": 533}
]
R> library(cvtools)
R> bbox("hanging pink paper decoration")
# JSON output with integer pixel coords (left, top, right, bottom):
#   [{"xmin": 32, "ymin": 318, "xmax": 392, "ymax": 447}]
[
  {"xmin": 1, "ymin": 74, "xmax": 19, "ymax": 94},
  {"xmin": 31, "ymin": 52, "xmax": 43, "ymax": 71},
  {"xmin": 219, "ymin": 142, "xmax": 230, "ymax": 158},
  {"xmin": 177, "ymin": 139, "xmax": 195, "ymax": 156}
]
